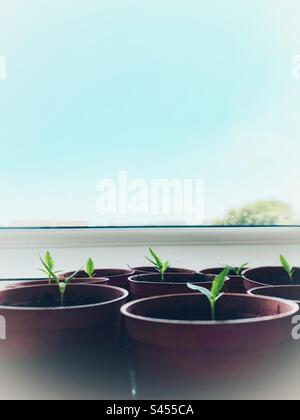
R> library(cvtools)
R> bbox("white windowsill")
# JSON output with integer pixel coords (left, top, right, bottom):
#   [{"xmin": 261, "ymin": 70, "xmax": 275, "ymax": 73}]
[{"xmin": 0, "ymin": 226, "xmax": 299, "ymax": 248}]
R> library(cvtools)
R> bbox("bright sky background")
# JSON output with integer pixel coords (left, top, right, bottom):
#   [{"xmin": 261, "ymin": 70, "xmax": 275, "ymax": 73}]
[{"xmin": 0, "ymin": 0, "xmax": 299, "ymax": 226}]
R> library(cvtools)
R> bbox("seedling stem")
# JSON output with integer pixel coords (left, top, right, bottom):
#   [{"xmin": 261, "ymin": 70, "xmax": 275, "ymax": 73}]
[
  {"xmin": 187, "ymin": 267, "xmax": 230, "ymax": 321},
  {"xmin": 40, "ymin": 254, "xmax": 83, "ymax": 306}
]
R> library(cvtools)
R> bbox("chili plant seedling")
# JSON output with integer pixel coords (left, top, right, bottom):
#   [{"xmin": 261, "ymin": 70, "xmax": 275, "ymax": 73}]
[
  {"xmin": 280, "ymin": 255, "xmax": 295, "ymax": 284},
  {"xmin": 187, "ymin": 267, "xmax": 230, "ymax": 321},
  {"xmin": 40, "ymin": 255, "xmax": 83, "ymax": 306},
  {"xmin": 146, "ymin": 248, "xmax": 170, "ymax": 281},
  {"xmin": 228, "ymin": 263, "xmax": 249, "ymax": 276},
  {"xmin": 39, "ymin": 252, "xmax": 62, "ymax": 285},
  {"xmin": 85, "ymin": 258, "xmax": 95, "ymax": 279}
]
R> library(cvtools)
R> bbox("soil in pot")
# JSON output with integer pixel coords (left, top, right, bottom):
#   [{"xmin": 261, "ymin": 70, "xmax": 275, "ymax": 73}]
[
  {"xmin": 62, "ymin": 269, "xmax": 134, "ymax": 290},
  {"xmin": 1, "ymin": 290, "xmax": 111, "ymax": 308},
  {"xmin": 122, "ymin": 293, "xmax": 298, "ymax": 389},
  {"xmin": 146, "ymin": 301, "xmax": 260, "ymax": 321},
  {"xmin": 200, "ymin": 267, "xmax": 246, "ymax": 294},
  {"xmin": 128, "ymin": 273, "xmax": 219, "ymax": 299},
  {"xmin": 243, "ymin": 267, "xmax": 300, "ymax": 291}
]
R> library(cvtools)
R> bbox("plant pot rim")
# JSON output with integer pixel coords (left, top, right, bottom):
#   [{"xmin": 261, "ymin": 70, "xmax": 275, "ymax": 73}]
[
  {"xmin": 244, "ymin": 266, "xmax": 298, "ymax": 274},
  {"xmin": 200, "ymin": 267, "xmax": 244, "ymax": 278},
  {"xmin": 128, "ymin": 273, "xmax": 218, "ymax": 286},
  {"xmin": 0, "ymin": 277, "xmax": 47, "ymax": 282},
  {"xmin": 248, "ymin": 285, "xmax": 300, "ymax": 304},
  {"xmin": 60, "ymin": 276, "xmax": 109, "ymax": 283},
  {"xmin": 121, "ymin": 293, "xmax": 299, "ymax": 325},
  {"xmin": 245, "ymin": 266, "xmax": 288, "ymax": 270},
  {"xmin": 1, "ymin": 277, "xmax": 109, "ymax": 286},
  {"xmin": 0, "ymin": 284, "xmax": 129, "ymax": 312},
  {"xmin": 132, "ymin": 266, "xmax": 196, "ymax": 272},
  {"xmin": 243, "ymin": 266, "xmax": 296, "ymax": 287},
  {"xmin": 0, "ymin": 278, "xmax": 48, "ymax": 288},
  {"xmin": 63, "ymin": 268, "xmax": 134, "ymax": 279}
]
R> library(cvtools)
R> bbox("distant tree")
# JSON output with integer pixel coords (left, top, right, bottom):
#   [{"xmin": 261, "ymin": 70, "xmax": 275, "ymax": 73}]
[{"xmin": 214, "ymin": 200, "xmax": 296, "ymax": 226}]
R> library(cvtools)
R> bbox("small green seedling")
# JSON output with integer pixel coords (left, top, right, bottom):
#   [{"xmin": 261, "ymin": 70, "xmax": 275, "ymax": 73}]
[
  {"xmin": 39, "ymin": 252, "xmax": 62, "ymax": 285},
  {"xmin": 280, "ymin": 255, "xmax": 295, "ymax": 284},
  {"xmin": 85, "ymin": 258, "xmax": 95, "ymax": 279},
  {"xmin": 146, "ymin": 248, "xmax": 170, "ymax": 281},
  {"xmin": 187, "ymin": 267, "xmax": 230, "ymax": 321},
  {"xmin": 228, "ymin": 263, "xmax": 249, "ymax": 276},
  {"xmin": 40, "ymin": 255, "xmax": 83, "ymax": 306}
]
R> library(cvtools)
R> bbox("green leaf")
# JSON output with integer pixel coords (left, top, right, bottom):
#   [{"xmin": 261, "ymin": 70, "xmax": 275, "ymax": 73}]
[
  {"xmin": 65, "ymin": 267, "xmax": 84, "ymax": 287},
  {"xmin": 162, "ymin": 261, "xmax": 170, "ymax": 273},
  {"xmin": 145, "ymin": 257, "xmax": 158, "ymax": 267},
  {"xmin": 86, "ymin": 258, "xmax": 95, "ymax": 278},
  {"xmin": 146, "ymin": 248, "xmax": 171, "ymax": 280},
  {"xmin": 45, "ymin": 252, "xmax": 54, "ymax": 271},
  {"xmin": 188, "ymin": 270, "xmax": 228, "ymax": 322},
  {"xmin": 211, "ymin": 267, "xmax": 230, "ymax": 300},
  {"xmin": 280, "ymin": 255, "xmax": 292, "ymax": 275},
  {"xmin": 40, "ymin": 256, "xmax": 59, "ymax": 284},
  {"xmin": 228, "ymin": 264, "xmax": 249, "ymax": 276},
  {"xmin": 149, "ymin": 248, "xmax": 163, "ymax": 269},
  {"xmin": 215, "ymin": 292, "xmax": 225, "ymax": 302},
  {"xmin": 238, "ymin": 263, "xmax": 249, "ymax": 275},
  {"xmin": 227, "ymin": 266, "xmax": 235, "ymax": 274},
  {"xmin": 187, "ymin": 283, "xmax": 213, "ymax": 301}
]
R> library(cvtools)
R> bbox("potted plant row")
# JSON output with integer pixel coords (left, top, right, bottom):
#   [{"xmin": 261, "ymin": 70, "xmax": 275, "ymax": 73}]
[
  {"xmin": 0, "ymin": 249, "xmax": 299, "ymax": 393},
  {"xmin": 1, "ymin": 248, "xmax": 252, "ymax": 297},
  {"xmin": 3, "ymin": 249, "xmax": 299, "ymax": 306}
]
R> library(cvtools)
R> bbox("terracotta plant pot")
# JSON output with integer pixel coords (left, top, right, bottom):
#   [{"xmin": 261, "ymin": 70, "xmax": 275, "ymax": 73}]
[
  {"xmin": 122, "ymin": 293, "xmax": 298, "ymax": 384},
  {"xmin": 62, "ymin": 269, "xmax": 134, "ymax": 290},
  {"xmin": 200, "ymin": 267, "xmax": 246, "ymax": 294},
  {"xmin": 128, "ymin": 273, "xmax": 220, "ymax": 299},
  {"xmin": 243, "ymin": 267, "xmax": 300, "ymax": 291},
  {"xmin": 133, "ymin": 267, "xmax": 196, "ymax": 275},
  {"xmin": 0, "ymin": 276, "xmax": 109, "ymax": 290},
  {"xmin": 248, "ymin": 285, "xmax": 300, "ymax": 310},
  {"xmin": 0, "ymin": 284, "xmax": 128, "ymax": 359}
]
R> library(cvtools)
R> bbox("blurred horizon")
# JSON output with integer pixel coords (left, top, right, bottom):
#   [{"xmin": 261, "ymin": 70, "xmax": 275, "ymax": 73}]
[{"xmin": 0, "ymin": 1, "xmax": 299, "ymax": 227}]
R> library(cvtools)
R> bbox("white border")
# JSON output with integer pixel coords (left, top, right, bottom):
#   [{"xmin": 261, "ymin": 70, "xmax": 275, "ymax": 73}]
[{"xmin": 0, "ymin": 227, "xmax": 299, "ymax": 249}]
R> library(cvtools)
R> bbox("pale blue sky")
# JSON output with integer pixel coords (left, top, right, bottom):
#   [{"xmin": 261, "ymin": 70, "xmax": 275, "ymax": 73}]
[{"xmin": 0, "ymin": 0, "xmax": 299, "ymax": 225}]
